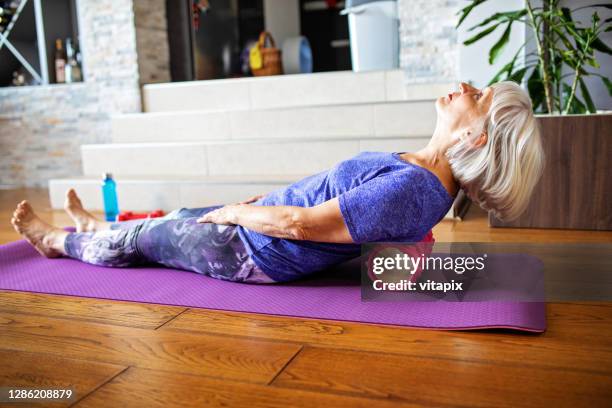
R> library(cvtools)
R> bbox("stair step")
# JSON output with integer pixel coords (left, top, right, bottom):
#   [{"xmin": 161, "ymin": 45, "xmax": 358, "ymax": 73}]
[
  {"xmin": 142, "ymin": 69, "xmax": 454, "ymax": 113},
  {"xmin": 112, "ymin": 100, "xmax": 436, "ymax": 143},
  {"xmin": 81, "ymin": 137, "xmax": 430, "ymax": 177},
  {"xmin": 49, "ymin": 175, "xmax": 300, "ymax": 211}
]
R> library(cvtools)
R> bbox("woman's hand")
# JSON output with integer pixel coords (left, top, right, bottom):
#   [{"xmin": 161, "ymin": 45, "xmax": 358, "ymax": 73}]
[
  {"xmin": 196, "ymin": 205, "xmax": 240, "ymax": 225},
  {"xmin": 236, "ymin": 194, "xmax": 265, "ymax": 205}
]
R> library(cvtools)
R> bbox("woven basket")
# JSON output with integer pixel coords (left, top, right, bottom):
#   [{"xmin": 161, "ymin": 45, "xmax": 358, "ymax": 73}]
[{"xmin": 251, "ymin": 31, "xmax": 283, "ymax": 76}]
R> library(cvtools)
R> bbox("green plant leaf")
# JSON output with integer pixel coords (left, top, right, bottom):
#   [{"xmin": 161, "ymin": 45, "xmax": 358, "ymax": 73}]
[
  {"xmin": 561, "ymin": 7, "xmax": 575, "ymax": 24},
  {"xmin": 509, "ymin": 67, "xmax": 529, "ymax": 84},
  {"xmin": 552, "ymin": 26, "xmax": 577, "ymax": 52},
  {"xmin": 560, "ymin": 7, "xmax": 586, "ymax": 47},
  {"xmin": 592, "ymin": 38, "xmax": 612, "ymax": 54},
  {"xmin": 586, "ymin": 57, "xmax": 600, "ymax": 68},
  {"xmin": 463, "ymin": 23, "xmax": 500, "ymax": 45},
  {"xmin": 487, "ymin": 44, "xmax": 525, "ymax": 85},
  {"xmin": 489, "ymin": 22, "xmax": 513, "ymax": 65},
  {"xmin": 582, "ymin": 4, "xmax": 612, "ymax": 9},
  {"xmin": 571, "ymin": 95, "xmax": 587, "ymax": 114},
  {"xmin": 488, "ymin": 62, "xmax": 512, "ymax": 85},
  {"xmin": 602, "ymin": 77, "xmax": 612, "ymax": 96},
  {"xmin": 488, "ymin": 60, "xmax": 514, "ymax": 85},
  {"xmin": 578, "ymin": 77, "xmax": 597, "ymax": 113},
  {"xmin": 467, "ymin": 10, "xmax": 527, "ymax": 31},
  {"xmin": 456, "ymin": 0, "xmax": 490, "ymax": 28},
  {"xmin": 528, "ymin": 69, "xmax": 545, "ymax": 113}
]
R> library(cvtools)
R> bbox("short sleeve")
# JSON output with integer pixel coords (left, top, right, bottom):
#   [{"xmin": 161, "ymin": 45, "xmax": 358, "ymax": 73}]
[{"xmin": 338, "ymin": 173, "xmax": 424, "ymax": 244}]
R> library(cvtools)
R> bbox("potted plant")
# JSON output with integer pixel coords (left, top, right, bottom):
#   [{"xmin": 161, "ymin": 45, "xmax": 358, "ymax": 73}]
[{"xmin": 457, "ymin": 0, "xmax": 612, "ymax": 230}]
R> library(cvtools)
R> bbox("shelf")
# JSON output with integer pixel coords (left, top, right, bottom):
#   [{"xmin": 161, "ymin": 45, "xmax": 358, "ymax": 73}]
[
  {"xmin": 0, "ymin": 0, "xmax": 81, "ymax": 88},
  {"xmin": 0, "ymin": 81, "xmax": 86, "ymax": 94}
]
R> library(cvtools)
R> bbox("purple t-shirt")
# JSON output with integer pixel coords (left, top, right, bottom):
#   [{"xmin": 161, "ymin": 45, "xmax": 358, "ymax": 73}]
[{"xmin": 237, "ymin": 152, "xmax": 454, "ymax": 282}]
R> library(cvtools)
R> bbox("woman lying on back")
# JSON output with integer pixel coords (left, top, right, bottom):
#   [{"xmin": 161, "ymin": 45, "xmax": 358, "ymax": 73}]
[{"xmin": 11, "ymin": 82, "xmax": 544, "ymax": 284}]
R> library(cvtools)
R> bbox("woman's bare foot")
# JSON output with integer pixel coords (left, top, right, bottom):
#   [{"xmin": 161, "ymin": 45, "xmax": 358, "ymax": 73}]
[
  {"xmin": 11, "ymin": 201, "xmax": 67, "ymax": 258},
  {"xmin": 64, "ymin": 189, "xmax": 106, "ymax": 232}
]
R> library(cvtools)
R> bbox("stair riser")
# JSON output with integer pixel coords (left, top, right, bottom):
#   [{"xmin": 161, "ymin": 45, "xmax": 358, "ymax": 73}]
[
  {"xmin": 81, "ymin": 138, "xmax": 430, "ymax": 177},
  {"xmin": 112, "ymin": 101, "xmax": 437, "ymax": 143},
  {"xmin": 49, "ymin": 179, "xmax": 292, "ymax": 211},
  {"xmin": 143, "ymin": 69, "xmax": 454, "ymax": 113}
]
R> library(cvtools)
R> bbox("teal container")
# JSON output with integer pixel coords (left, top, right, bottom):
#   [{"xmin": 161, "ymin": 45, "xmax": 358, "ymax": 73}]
[{"xmin": 101, "ymin": 173, "xmax": 119, "ymax": 222}]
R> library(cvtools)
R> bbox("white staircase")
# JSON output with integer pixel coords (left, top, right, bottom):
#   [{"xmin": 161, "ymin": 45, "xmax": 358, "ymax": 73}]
[{"xmin": 49, "ymin": 70, "xmax": 452, "ymax": 212}]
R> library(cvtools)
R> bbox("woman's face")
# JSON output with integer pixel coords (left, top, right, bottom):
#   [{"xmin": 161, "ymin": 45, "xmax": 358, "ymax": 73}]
[{"xmin": 435, "ymin": 82, "xmax": 494, "ymax": 139}]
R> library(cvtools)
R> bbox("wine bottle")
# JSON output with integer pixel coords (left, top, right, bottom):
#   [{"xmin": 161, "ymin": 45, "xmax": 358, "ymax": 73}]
[
  {"xmin": 65, "ymin": 38, "xmax": 73, "ymax": 83},
  {"xmin": 54, "ymin": 38, "xmax": 66, "ymax": 83},
  {"xmin": 74, "ymin": 45, "xmax": 83, "ymax": 81},
  {"xmin": 65, "ymin": 38, "xmax": 82, "ymax": 83}
]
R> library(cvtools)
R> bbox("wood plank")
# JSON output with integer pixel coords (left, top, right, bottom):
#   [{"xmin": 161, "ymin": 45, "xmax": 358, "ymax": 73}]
[
  {"xmin": 0, "ymin": 349, "xmax": 125, "ymax": 408},
  {"xmin": 272, "ymin": 346, "xmax": 612, "ymax": 408},
  {"xmin": 75, "ymin": 367, "xmax": 421, "ymax": 408},
  {"xmin": 161, "ymin": 302, "xmax": 612, "ymax": 374},
  {"xmin": 0, "ymin": 312, "xmax": 301, "ymax": 384},
  {"xmin": 0, "ymin": 290, "xmax": 186, "ymax": 329}
]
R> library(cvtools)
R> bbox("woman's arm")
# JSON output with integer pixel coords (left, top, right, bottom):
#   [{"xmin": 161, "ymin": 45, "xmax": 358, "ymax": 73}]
[
  {"xmin": 236, "ymin": 194, "xmax": 265, "ymax": 205},
  {"xmin": 196, "ymin": 198, "xmax": 354, "ymax": 244}
]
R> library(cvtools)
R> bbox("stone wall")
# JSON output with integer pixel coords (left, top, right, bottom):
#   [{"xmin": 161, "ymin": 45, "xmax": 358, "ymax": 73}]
[
  {"xmin": 398, "ymin": 0, "xmax": 460, "ymax": 83},
  {"xmin": 133, "ymin": 0, "xmax": 171, "ymax": 85},
  {"xmin": 0, "ymin": 0, "xmax": 142, "ymax": 188}
]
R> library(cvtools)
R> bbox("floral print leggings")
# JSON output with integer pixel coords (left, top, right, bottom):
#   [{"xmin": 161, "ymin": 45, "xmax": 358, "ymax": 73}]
[{"xmin": 63, "ymin": 206, "xmax": 275, "ymax": 283}]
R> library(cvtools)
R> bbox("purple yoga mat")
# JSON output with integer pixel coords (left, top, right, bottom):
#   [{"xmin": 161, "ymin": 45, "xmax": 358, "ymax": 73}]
[{"xmin": 0, "ymin": 239, "xmax": 546, "ymax": 332}]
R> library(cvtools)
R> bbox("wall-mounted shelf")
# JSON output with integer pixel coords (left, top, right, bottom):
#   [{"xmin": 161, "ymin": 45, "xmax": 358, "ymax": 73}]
[{"xmin": 0, "ymin": 0, "xmax": 80, "ymax": 87}]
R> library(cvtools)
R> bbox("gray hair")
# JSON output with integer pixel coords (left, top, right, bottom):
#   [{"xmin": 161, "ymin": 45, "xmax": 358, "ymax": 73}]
[{"xmin": 446, "ymin": 81, "xmax": 545, "ymax": 221}]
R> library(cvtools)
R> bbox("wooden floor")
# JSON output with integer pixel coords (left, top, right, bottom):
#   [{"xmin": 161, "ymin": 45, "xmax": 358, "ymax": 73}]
[{"xmin": 1, "ymin": 188, "xmax": 611, "ymax": 407}]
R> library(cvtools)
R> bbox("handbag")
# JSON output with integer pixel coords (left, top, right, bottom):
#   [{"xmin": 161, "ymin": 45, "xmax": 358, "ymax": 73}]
[{"xmin": 249, "ymin": 31, "xmax": 283, "ymax": 76}]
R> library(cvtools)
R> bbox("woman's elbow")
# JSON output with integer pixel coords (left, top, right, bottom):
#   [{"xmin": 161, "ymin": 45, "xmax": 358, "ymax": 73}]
[{"xmin": 285, "ymin": 209, "xmax": 310, "ymax": 240}]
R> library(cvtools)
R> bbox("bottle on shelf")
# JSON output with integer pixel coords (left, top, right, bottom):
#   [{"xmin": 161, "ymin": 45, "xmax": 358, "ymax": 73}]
[
  {"xmin": 0, "ymin": 7, "xmax": 15, "ymax": 17},
  {"xmin": 74, "ymin": 41, "xmax": 83, "ymax": 81},
  {"xmin": 54, "ymin": 38, "xmax": 66, "ymax": 84},
  {"xmin": 64, "ymin": 38, "xmax": 72, "ymax": 83},
  {"xmin": 75, "ymin": 46, "xmax": 83, "ymax": 77},
  {"xmin": 101, "ymin": 173, "xmax": 119, "ymax": 222},
  {"xmin": 0, "ymin": 1, "xmax": 16, "ymax": 31},
  {"xmin": 11, "ymin": 69, "xmax": 25, "ymax": 86},
  {"xmin": 64, "ymin": 38, "xmax": 82, "ymax": 83}
]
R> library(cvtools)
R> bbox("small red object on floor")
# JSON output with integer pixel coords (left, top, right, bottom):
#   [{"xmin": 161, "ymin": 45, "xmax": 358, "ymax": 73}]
[{"xmin": 117, "ymin": 210, "xmax": 165, "ymax": 221}]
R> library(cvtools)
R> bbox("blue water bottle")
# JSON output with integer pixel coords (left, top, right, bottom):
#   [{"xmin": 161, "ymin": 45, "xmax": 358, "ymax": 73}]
[{"xmin": 102, "ymin": 173, "xmax": 119, "ymax": 221}]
